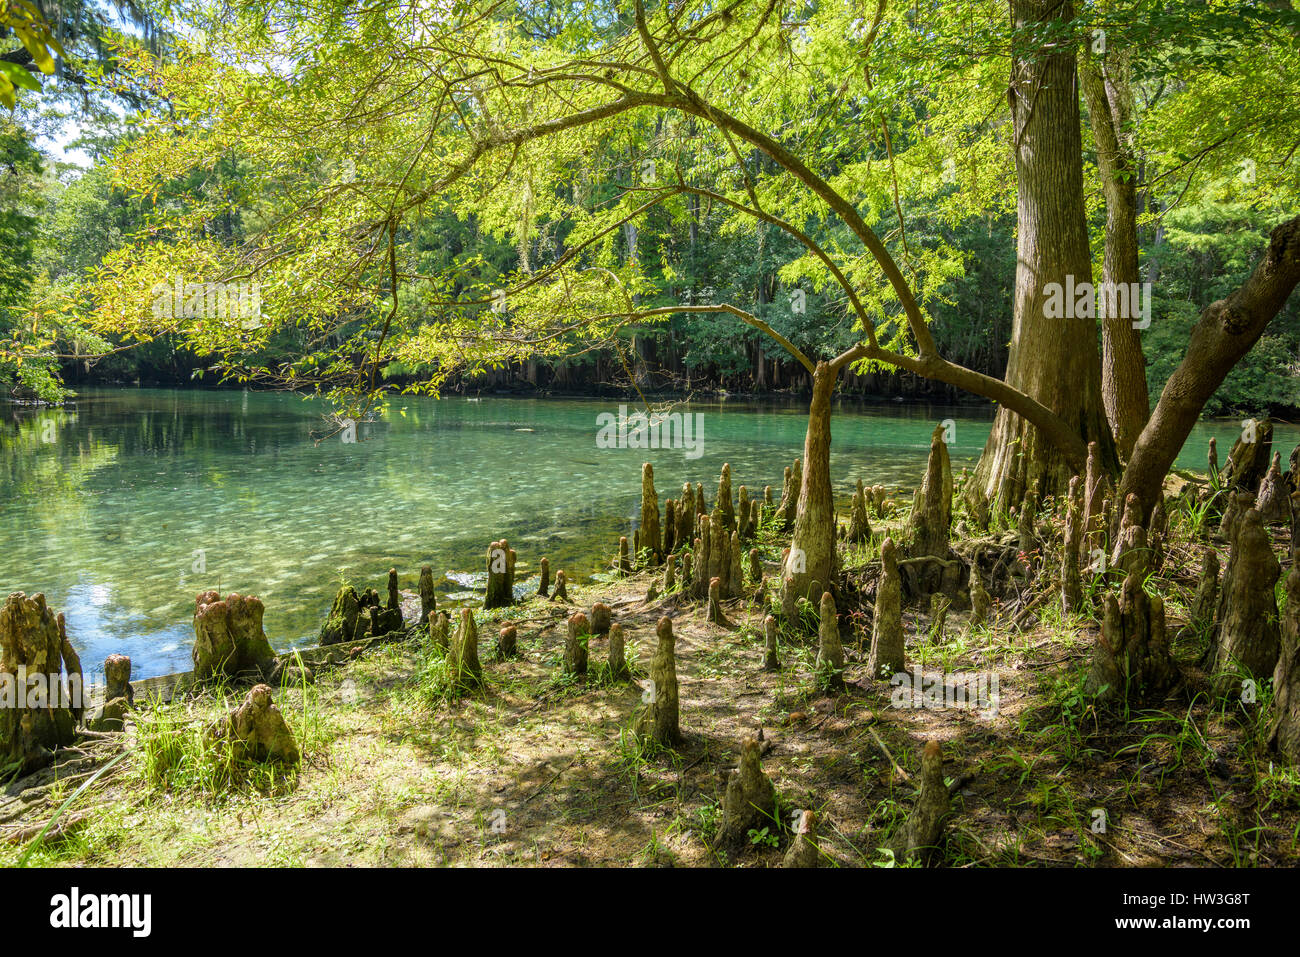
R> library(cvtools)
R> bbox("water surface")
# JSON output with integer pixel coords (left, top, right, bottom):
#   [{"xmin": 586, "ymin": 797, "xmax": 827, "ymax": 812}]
[{"xmin": 0, "ymin": 389, "xmax": 1287, "ymax": 677}]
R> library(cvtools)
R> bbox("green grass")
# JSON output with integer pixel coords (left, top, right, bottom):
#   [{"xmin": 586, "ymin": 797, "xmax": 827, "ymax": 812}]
[{"xmin": 132, "ymin": 692, "xmax": 300, "ymax": 796}]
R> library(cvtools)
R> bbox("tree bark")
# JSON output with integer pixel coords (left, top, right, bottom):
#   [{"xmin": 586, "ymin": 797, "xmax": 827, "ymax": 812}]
[
  {"xmin": 781, "ymin": 361, "xmax": 837, "ymax": 620},
  {"xmin": 1080, "ymin": 51, "xmax": 1150, "ymax": 462},
  {"xmin": 1119, "ymin": 215, "xmax": 1300, "ymax": 522},
  {"xmin": 974, "ymin": 0, "xmax": 1116, "ymax": 506}
]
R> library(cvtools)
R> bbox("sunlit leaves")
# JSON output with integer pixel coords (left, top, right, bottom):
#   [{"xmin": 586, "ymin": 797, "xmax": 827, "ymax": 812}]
[
  {"xmin": 0, "ymin": 0, "xmax": 65, "ymax": 107},
  {"xmin": 40, "ymin": 0, "xmax": 1294, "ymax": 414}
]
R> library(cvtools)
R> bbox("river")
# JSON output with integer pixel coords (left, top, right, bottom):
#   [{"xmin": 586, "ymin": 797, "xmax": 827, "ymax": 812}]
[{"xmin": 0, "ymin": 388, "xmax": 1288, "ymax": 677}]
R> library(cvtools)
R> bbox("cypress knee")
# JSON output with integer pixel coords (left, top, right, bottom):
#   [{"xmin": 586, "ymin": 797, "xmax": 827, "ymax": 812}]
[
  {"xmin": 763, "ymin": 615, "xmax": 781, "ymax": 671},
  {"xmin": 641, "ymin": 462, "xmax": 662, "ymax": 564},
  {"xmin": 636, "ymin": 617, "xmax": 681, "ymax": 747},
  {"xmin": 848, "ymin": 479, "xmax": 872, "ymax": 544},
  {"xmin": 429, "ymin": 611, "xmax": 451, "ymax": 652},
  {"xmin": 1185, "ymin": 550, "xmax": 1220, "ymax": 642},
  {"xmin": 419, "ymin": 565, "xmax": 436, "ymax": 626},
  {"xmin": 1258, "ymin": 452, "xmax": 1290, "ymax": 525},
  {"xmin": 783, "ymin": 810, "xmax": 821, "ymax": 868},
  {"xmin": 0, "ymin": 593, "xmax": 79, "ymax": 773},
  {"xmin": 1088, "ymin": 571, "xmax": 1179, "ymax": 703},
  {"xmin": 907, "ymin": 425, "xmax": 952, "ymax": 560},
  {"xmin": 868, "ymin": 538, "xmax": 905, "ymax": 677},
  {"xmin": 816, "ymin": 591, "xmax": 845, "ymax": 690},
  {"xmin": 747, "ymin": 548, "xmax": 762, "ymax": 591},
  {"xmin": 564, "ymin": 612, "xmax": 590, "ymax": 677},
  {"xmin": 969, "ymin": 565, "xmax": 991, "ymax": 627},
  {"xmin": 608, "ymin": 622, "xmax": 630, "ymax": 682},
  {"xmin": 448, "ymin": 608, "xmax": 483, "ymax": 690},
  {"xmin": 890, "ymin": 739, "xmax": 951, "ymax": 865},
  {"xmin": 728, "ymin": 531, "xmax": 743, "ymax": 600},
  {"xmin": 496, "ymin": 625, "xmax": 518, "ymax": 660},
  {"xmin": 717, "ymin": 463, "xmax": 735, "ymax": 531},
  {"xmin": 1267, "ymin": 566, "xmax": 1300, "ymax": 764},
  {"xmin": 718, "ymin": 736, "xmax": 778, "ymax": 848},
  {"xmin": 1061, "ymin": 476, "xmax": 1083, "ymax": 614},
  {"xmin": 1083, "ymin": 440, "xmax": 1109, "ymax": 555},
  {"xmin": 1208, "ymin": 508, "xmax": 1281, "ymax": 682},
  {"xmin": 590, "ymin": 601, "xmax": 612, "ymax": 636},
  {"xmin": 1110, "ymin": 494, "xmax": 1149, "ymax": 578},
  {"xmin": 707, "ymin": 577, "xmax": 731, "ymax": 627},
  {"xmin": 485, "ymin": 540, "xmax": 515, "ymax": 610}
]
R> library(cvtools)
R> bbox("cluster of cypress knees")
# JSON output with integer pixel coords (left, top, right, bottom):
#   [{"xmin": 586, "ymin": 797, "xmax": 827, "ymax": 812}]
[{"xmin": 0, "ymin": 586, "xmax": 304, "ymax": 775}]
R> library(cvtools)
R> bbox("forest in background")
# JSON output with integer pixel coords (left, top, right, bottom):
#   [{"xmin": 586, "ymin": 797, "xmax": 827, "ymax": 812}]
[{"xmin": 1, "ymin": 0, "xmax": 1298, "ymax": 416}]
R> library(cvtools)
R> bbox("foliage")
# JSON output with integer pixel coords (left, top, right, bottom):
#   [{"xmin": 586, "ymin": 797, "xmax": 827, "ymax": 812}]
[{"xmin": 1, "ymin": 0, "xmax": 1297, "ymax": 422}]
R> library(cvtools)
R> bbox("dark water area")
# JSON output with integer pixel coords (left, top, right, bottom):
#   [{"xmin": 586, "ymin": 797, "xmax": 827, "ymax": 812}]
[{"xmin": 1, "ymin": 389, "xmax": 1288, "ymax": 678}]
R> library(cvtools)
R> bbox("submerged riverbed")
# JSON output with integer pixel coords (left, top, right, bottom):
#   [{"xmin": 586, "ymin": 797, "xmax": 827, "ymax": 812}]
[{"xmin": 1, "ymin": 388, "xmax": 1286, "ymax": 677}]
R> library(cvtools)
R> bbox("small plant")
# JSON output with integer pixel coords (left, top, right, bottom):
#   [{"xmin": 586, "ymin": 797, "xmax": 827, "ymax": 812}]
[
  {"xmin": 871, "ymin": 845, "xmax": 919, "ymax": 868},
  {"xmin": 613, "ymin": 724, "xmax": 668, "ymax": 789},
  {"xmin": 1173, "ymin": 494, "xmax": 1217, "ymax": 540}
]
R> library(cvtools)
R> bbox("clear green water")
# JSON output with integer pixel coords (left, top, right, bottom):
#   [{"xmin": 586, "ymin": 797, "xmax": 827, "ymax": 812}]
[{"xmin": 0, "ymin": 388, "xmax": 1289, "ymax": 678}]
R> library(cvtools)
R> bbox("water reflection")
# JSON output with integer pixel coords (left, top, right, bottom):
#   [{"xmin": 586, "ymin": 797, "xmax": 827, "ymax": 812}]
[{"xmin": 0, "ymin": 389, "xmax": 1290, "ymax": 678}]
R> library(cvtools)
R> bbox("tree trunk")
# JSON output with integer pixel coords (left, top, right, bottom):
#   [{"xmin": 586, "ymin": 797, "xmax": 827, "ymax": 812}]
[
  {"xmin": 781, "ymin": 361, "xmax": 837, "ymax": 620},
  {"xmin": 0, "ymin": 594, "xmax": 80, "ymax": 774},
  {"xmin": 1119, "ymin": 215, "xmax": 1300, "ymax": 522},
  {"xmin": 974, "ymin": 0, "xmax": 1116, "ymax": 506},
  {"xmin": 1080, "ymin": 51, "xmax": 1150, "ymax": 462}
]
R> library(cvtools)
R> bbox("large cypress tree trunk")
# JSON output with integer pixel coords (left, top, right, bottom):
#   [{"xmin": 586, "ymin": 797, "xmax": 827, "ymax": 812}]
[
  {"xmin": 974, "ymin": 0, "xmax": 1116, "ymax": 506},
  {"xmin": 781, "ymin": 361, "xmax": 837, "ymax": 620}
]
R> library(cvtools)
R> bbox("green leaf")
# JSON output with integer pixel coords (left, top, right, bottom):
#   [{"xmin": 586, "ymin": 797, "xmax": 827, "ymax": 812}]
[{"xmin": 0, "ymin": 61, "xmax": 41, "ymax": 93}]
